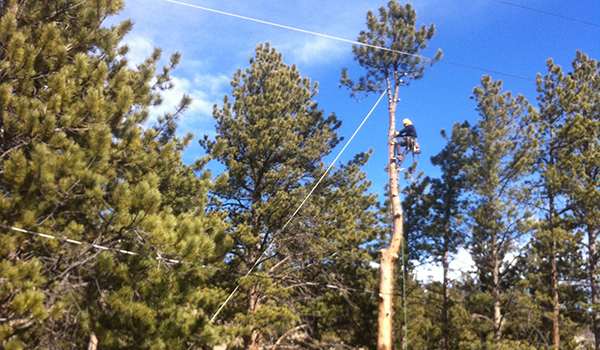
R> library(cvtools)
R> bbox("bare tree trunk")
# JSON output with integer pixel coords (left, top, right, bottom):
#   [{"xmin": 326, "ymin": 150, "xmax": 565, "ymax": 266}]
[
  {"xmin": 87, "ymin": 333, "xmax": 98, "ymax": 350},
  {"xmin": 379, "ymin": 249, "xmax": 397, "ymax": 350},
  {"xmin": 492, "ymin": 247, "xmax": 502, "ymax": 342},
  {"xmin": 551, "ymin": 239, "xmax": 560, "ymax": 349},
  {"xmin": 272, "ymin": 325, "xmax": 307, "ymax": 350},
  {"xmin": 548, "ymin": 147, "xmax": 560, "ymax": 350},
  {"xmin": 244, "ymin": 283, "xmax": 263, "ymax": 350},
  {"xmin": 441, "ymin": 234, "xmax": 449, "ymax": 350},
  {"xmin": 244, "ymin": 248, "xmax": 263, "ymax": 350},
  {"xmin": 377, "ymin": 83, "xmax": 403, "ymax": 350},
  {"xmin": 588, "ymin": 224, "xmax": 600, "ymax": 350}
]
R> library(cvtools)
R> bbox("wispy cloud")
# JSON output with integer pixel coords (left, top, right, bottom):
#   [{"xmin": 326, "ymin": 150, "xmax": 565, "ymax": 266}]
[
  {"xmin": 117, "ymin": 32, "xmax": 230, "ymax": 136},
  {"xmin": 290, "ymin": 37, "xmax": 347, "ymax": 65},
  {"xmin": 147, "ymin": 73, "xmax": 231, "ymax": 139},
  {"xmin": 123, "ymin": 35, "xmax": 154, "ymax": 67},
  {"xmin": 150, "ymin": 76, "xmax": 217, "ymax": 122},
  {"xmin": 193, "ymin": 73, "xmax": 231, "ymax": 97}
]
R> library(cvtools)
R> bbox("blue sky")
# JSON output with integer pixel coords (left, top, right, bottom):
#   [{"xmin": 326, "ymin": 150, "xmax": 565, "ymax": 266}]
[
  {"xmin": 110, "ymin": 0, "xmax": 599, "ymax": 190},
  {"xmin": 108, "ymin": 0, "xmax": 599, "ymax": 280}
]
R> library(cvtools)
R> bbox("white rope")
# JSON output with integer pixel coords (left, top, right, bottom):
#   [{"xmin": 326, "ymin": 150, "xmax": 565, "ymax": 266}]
[
  {"xmin": 1, "ymin": 219, "xmax": 398, "ymax": 295},
  {"xmin": 156, "ymin": 0, "xmax": 535, "ymax": 82},
  {"xmin": 159, "ymin": 0, "xmax": 426, "ymax": 60},
  {"xmin": 2, "ymin": 224, "xmax": 191, "ymax": 265},
  {"xmin": 209, "ymin": 88, "xmax": 389, "ymax": 323}
]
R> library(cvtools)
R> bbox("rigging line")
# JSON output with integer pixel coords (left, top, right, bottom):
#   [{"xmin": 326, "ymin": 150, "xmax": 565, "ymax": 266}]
[
  {"xmin": 157, "ymin": 0, "xmax": 534, "ymax": 82},
  {"xmin": 209, "ymin": 88, "xmax": 389, "ymax": 323},
  {"xmin": 3, "ymin": 223, "xmax": 411, "ymax": 298},
  {"xmin": 438, "ymin": 61, "xmax": 534, "ymax": 82},
  {"xmin": 11, "ymin": 221, "xmax": 587, "ymax": 313},
  {"xmin": 1, "ymin": 224, "xmax": 194, "ymax": 266},
  {"xmin": 4, "ymin": 223, "xmax": 443, "ymax": 299},
  {"xmin": 489, "ymin": 0, "xmax": 600, "ymax": 28},
  {"xmin": 159, "ymin": 0, "xmax": 424, "ymax": 60}
]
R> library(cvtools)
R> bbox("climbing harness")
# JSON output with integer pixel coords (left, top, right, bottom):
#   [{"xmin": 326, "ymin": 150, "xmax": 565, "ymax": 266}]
[{"xmin": 393, "ymin": 137, "xmax": 421, "ymax": 170}]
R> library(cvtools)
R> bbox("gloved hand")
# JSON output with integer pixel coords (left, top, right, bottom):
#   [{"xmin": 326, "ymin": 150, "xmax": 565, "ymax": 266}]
[{"xmin": 393, "ymin": 130, "xmax": 401, "ymax": 138}]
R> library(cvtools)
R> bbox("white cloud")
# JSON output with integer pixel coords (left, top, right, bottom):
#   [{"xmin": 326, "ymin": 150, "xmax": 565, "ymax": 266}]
[
  {"xmin": 369, "ymin": 248, "xmax": 475, "ymax": 283},
  {"xmin": 290, "ymin": 37, "xmax": 347, "ymax": 65},
  {"xmin": 150, "ymin": 76, "xmax": 214, "ymax": 122},
  {"xmin": 193, "ymin": 74, "xmax": 231, "ymax": 97},
  {"xmin": 123, "ymin": 35, "xmax": 154, "ymax": 67},
  {"xmin": 146, "ymin": 73, "xmax": 232, "ymax": 139}
]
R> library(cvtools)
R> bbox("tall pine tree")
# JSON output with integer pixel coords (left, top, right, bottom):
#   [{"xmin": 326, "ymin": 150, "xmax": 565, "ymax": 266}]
[
  {"xmin": 423, "ymin": 122, "xmax": 471, "ymax": 350},
  {"xmin": 340, "ymin": 2, "xmax": 442, "ymax": 348},
  {"xmin": 556, "ymin": 52, "xmax": 600, "ymax": 350},
  {"xmin": 464, "ymin": 76, "xmax": 536, "ymax": 345},
  {"xmin": 201, "ymin": 43, "xmax": 381, "ymax": 350},
  {"xmin": 522, "ymin": 56, "xmax": 587, "ymax": 349}
]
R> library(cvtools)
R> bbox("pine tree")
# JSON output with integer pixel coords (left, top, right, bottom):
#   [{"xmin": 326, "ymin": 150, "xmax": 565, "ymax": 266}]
[
  {"xmin": 340, "ymin": 2, "xmax": 442, "ymax": 349},
  {"xmin": 421, "ymin": 122, "xmax": 471, "ymax": 350},
  {"xmin": 464, "ymin": 76, "xmax": 536, "ymax": 344},
  {"xmin": 521, "ymin": 56, "xmax": 588, "ymax": 349},
  {"xmin": 555, "ymin": 52, "xmax": 600, "ymax": 350},
  {"xmin": 0, "ymin": 1, "xmax": 228, "ymax": 348},
  {"xmin": 296, "ymin": 152, "xmax": 382, "ymax": 349},
  {"xmin": 392, "ymin": 271, "xmax": 438, "ymax": 350},
  {"xmin": 456, "ymin": 273, "xmax": 540, "ymax": 350},
  {"xmin": 201, "ymin": 42, "xmax": 381, "ymax": 350}
]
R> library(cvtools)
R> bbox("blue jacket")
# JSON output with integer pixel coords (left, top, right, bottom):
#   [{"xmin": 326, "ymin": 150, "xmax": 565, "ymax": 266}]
[{"xmin": 396, "ymin": 125, "xmax": 417, "ymax": 138}]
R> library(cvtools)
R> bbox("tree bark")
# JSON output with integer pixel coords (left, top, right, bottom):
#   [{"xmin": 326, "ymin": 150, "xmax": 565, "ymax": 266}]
[
  {"xmin": 588, "ymin": 224, "xmax": 600, "ymax": 350},
  {"xmin": 378, "ymin": 249, "xmax": 395, "ymax": 350},
  {"xmin": 551, "ymin": 237, "xmax": 560, "ymax": 349},
  {"xmin": 244, "ymin": 248, "xmax": 263, "ymax": 350},
  {"xmin": 272, "ymin": 325, "xmax": 307, "ymax": 350},
  {"xmin": 492, "ymin": 247, "xmax": 502, "ymax": 342},
  {"xmin": 441, "ymin": 228, "xmax": 449, "ymax": 350},
  {"xmin": 377, "ymin": 84, "xmax": 403, "ymax": 350},
  {"xmin": 548, "ymin": 137, "xmax": 560, "ymax": 350},
  {"xmin": 87, "ymin": 333, "xmax": 98, "ymax": 350},
  {"xmin": 244, "ymin": 283, "xmax": 263, "ymax": 350}
]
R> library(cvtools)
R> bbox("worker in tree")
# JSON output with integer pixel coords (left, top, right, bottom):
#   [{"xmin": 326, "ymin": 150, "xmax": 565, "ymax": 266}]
[{"xmin": 392, "ymin": 118, "xmax": 420, "ymax": 161}]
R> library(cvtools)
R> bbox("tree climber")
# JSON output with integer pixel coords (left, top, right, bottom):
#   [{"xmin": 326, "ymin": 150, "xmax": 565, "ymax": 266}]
[{"xmin": 392, "ymin": 118, "xmax": 420, "ymax": 162}]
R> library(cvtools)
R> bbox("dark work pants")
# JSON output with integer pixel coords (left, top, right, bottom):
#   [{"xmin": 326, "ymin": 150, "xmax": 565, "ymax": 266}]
[{"xmin": 394, "ymin": 138, "xmax": 410, "ymax": 156}]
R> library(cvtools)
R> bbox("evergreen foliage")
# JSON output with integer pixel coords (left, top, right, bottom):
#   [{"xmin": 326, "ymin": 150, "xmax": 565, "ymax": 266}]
[
  {"xmin": 559, "ymin": 53, "xmax": 600, "ymax": 350},
  {"xmin": 0, "ymin": 0, "xmax": 599, "ymax": 349},
  {"xmin": 412, "ymin": 122, "xmax": 471, "ymax": 350},
  {"xmin": 201, "ymin": 43, "xmax": 380, "ymax": 350},
  {"xmin": 519, "ymin": 55, "xmax": 588, "ymax": 349},
  {"xmin": 462, "ymin": 76, "xmax": 536, "ymax": 345},
  {"xmin": 0, "ymin": 1, "xmax": 228, "ymax": 349},
  {"xmin": 340, "ymin": 0, "xmax": 443, "ymax": 96},
  {"xmin": 533, "ymin": 52, "xmax": 600, "ymax": 350}
]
